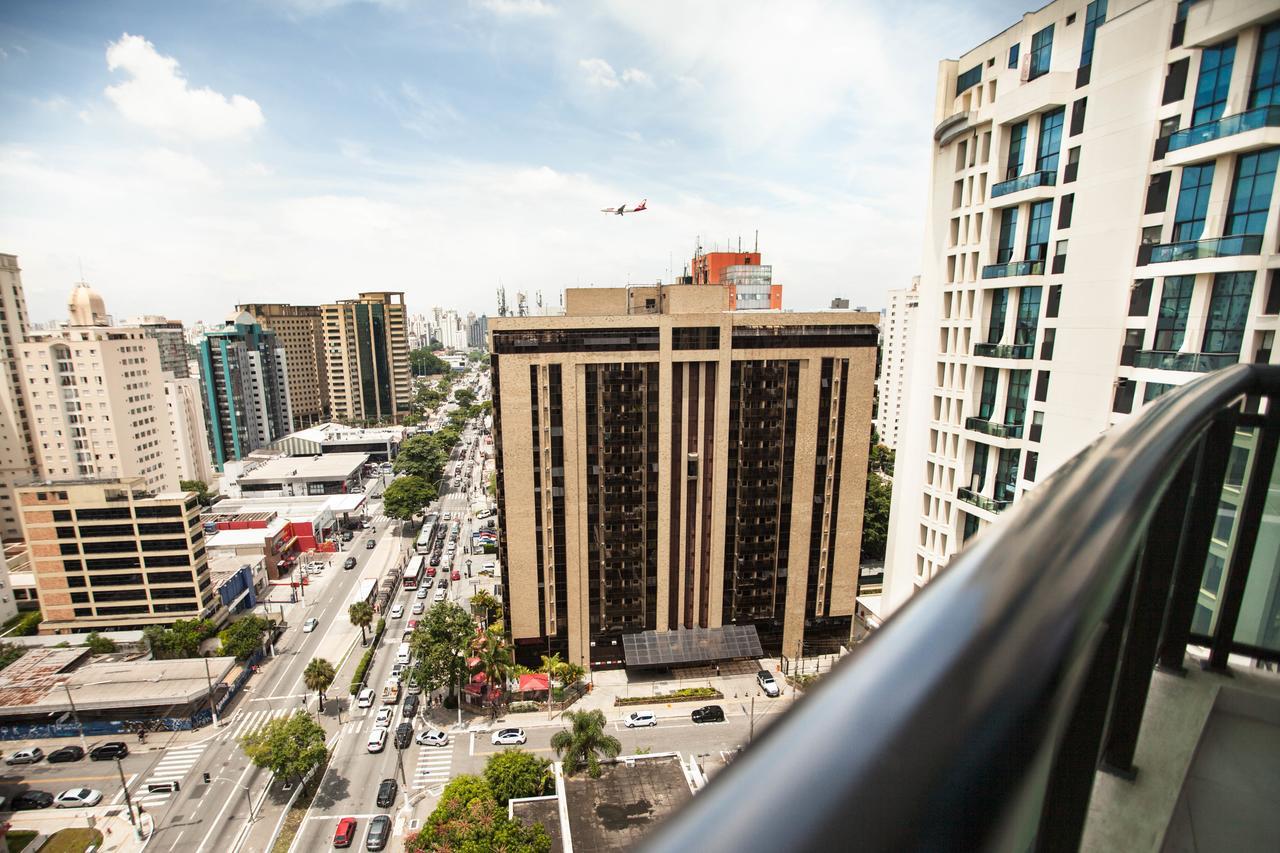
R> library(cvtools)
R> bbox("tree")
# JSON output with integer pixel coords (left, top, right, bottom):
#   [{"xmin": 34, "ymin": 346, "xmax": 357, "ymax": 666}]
[
  {"xmin": 472, "ymin": 626, "xmax": 515, "ymax": 719},
  {"xmin": 539, "ymin": 653, "xmax": 563, "ymax": 713},
  {"xmin": 304, "ymin": 657, "xmax": 336, "ymax": 711},
  {"xmin": 409, "ymin": 602, "xmax": 475, "ymax": 700},
  {"xmin": 383, "ymin": 475, "xmax": 435, "ymax": 522},
  {"xmin": 241, "ymin": 710, "xmax": 328, "ymax": 785},
  {"xmin": 550, "ymin": 709, "xmax": 621, "ymax": 778},
  {"xmin": 454, "ymin": 388, "xmax": 477, "ymax": 408},
  {"xmin": 348, "ymin": 601, "xmax": 374, "ymax": 645},
  {"xmin": 469, "ymin": 590, "xmax": 502, "ymax": 622},
  {"xmin": 85, "ymin": 632, "xmax": 117, "ymax": 655},
  {"xmin": 180, "ymin": 479, "xmax": 216, "ymax": 507},
  {"xmin": 483, "ymin": 749, "xmax": 552, "ymax": 806},
  {"xmin": 861, "ymin": 472, "xmax": 892, "ymax": 560},
  {"xmin": 393, "ymin": 433, "xmax": 451, "ymax": 483},
  {"xmin": 218, "ymin": 615, "xmax": 270, "ymax": 661},
  {"xmin": 0, "ymin": 642, "xmax": 26, "ymax": 672},
  {"xmin": 410, "ymin": 348, "xmax": 449, "ymax": 377},
  {"xmin": 560, "ymin": 662, "xmax": 586, "ymax": 688},
  {"xmin": 144, "ymin": 618, "xmax": 217, "ymax": 659},
  {"xmin": 407, "ymin": 775, "xmax": 550, "ymax": 853}
]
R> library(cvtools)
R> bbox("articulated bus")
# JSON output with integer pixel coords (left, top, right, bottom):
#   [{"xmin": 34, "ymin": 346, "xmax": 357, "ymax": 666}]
[
  {"xmin": 414, "ymin": 513, "xmax": 440, "ymax": 555},
  {"xmin": 403, "ymin": 555, "xmax": 426, "ymax": 591}
]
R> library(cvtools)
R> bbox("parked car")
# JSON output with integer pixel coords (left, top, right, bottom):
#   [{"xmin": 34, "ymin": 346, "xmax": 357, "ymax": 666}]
[
  {"xmin": 357, "ymin": 687, "xmax": 376, "ymax": 708},
  {"xmin": 367, "ymin": 727, "xmax": 388, "ymax": 753},
  {"xmin": 389, "ymin": 603, "xmax": 404, "ymax": 619},
  {"xmin": 54, "ymin": 788, "xmax": 103, "ymax": 808},
  {"xmin": 490, "ymin": 728, "xmax": 526, "ymax": 746},
  {"xmin": 406, "ymin": 676, "xmax": 421, "ymax": 696},
  {"xmin": 480, "ymin": 562, "xmax": 497, "ymax": 576},
  {"xmin": 47, "ymin": 745, "xmax": 84, "ymax": 763},
  {"xmin": 5, "ymin": 746, "xmax": 44, "ymax": 765},
  {"xmin": 757, "ymin": 669, "xmax": 781, "ymax": 697},
  {"xmin": 394, "ymin": 722, "xmax": 413, "ymax": 749},
  {"xmin": 89, "ymin": 742, "xmax": 128, "ymax": 761},
  {"xmin": 366, "ymin": 814, "xmax": 391, "ymax": 851},
  {"xmin": 416, "ymin": 728, "xmax": 449, "ymax": 747},
  {"xmin": 333, "ymin": 816, "xmax": 357, "ymax": 848},
  {"xmin": 366, "ymin": 539, "xmax": 376, "ymax": 550},
  {"xmin": 341, "ymin": 531, "xmax": 354, "ymax": 542},
  {"xmin": 402, "ymin": 692, "xmax": 419, "ymax": 720},
  {"xmin": 691, "ymin": 705, "xmax": 725, "ymax": 724},
  {"xmin": 623, "ymin": 711, "xmax": 657, "ymax": 728},
  {"xmin": 375, "ymin": 778, "xmax": 397, "ymax": 808},
  {"xmin": 12, "ymin": 791, "xmax": 54, "ymax": 810},
  {"xmin": 344, "ymin": 557, "xmax": 357, "ymax": 570},
  {"xmin": 303, "ymin": 617, "xmax": 319, "ymax": 633}
]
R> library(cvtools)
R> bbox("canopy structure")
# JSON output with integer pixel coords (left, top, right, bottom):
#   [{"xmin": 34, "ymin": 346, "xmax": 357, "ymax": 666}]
[{"xmin": 622, "ymin": 625, "xmax": 763, "ymax": 669}]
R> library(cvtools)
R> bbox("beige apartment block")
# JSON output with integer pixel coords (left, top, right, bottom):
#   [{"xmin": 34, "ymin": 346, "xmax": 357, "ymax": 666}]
[
  {"xmin": 321, "ymin": 292, "xmax": 412, "ymax": 423},
  {"xmin": 877, "ymin": 278, "xmax": 920, "ymax": 451},
  {"xmin": 20, "ymin": 284, "xmax": 179, "ymax": 495},
  {"xmin": 490, "ymin": 285, "xmax": 878, "ymax": 667},
  {"xmin": 0, "ymin": 254, "xmax": 37, "ymax": 540},
  {"xmin": 18, "ymin": 478, "xmax": 213, "ymax": 633},
  {"xmin": 165, "ymin": 374, "xmax": 214, "ymax": 484},
  {"xmin": 238, "ymin": 303, "xmax": 329, "ymax": 427}
]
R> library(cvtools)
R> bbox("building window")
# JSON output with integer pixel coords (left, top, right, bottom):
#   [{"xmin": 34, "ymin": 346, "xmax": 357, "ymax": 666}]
[
  {"xmin": 1057, "ymin": 193, "xmax": 1075, "ymax": 229},
  {"xmin": 1015, "ymin": 286, "xmax": 1042, "ymax": 345},
  {"xmin": 1069, "ymin": 97, "xmax": 1087, "ymax": 136},
  {"xmin": 1145, "ymin": 172, "xmax": 1172, "ymax": 214},
  {"xmin": 1029, "ymin": 24, "xmax": 1054, "ymax": 80},
  {"xmin": 1046, "ymin": 284, "xmax": 1062, "ymax": 318},
  {"xmin": 1202, "ymin": 271, "xmax": 1255, "ymax": 355},
  {"xmin": 1080, "ymin": 0, "xmax": 1107, "ymax": 69},
  {"xmin": 1144, "ymin": 382, "xmax": 1174, "ymax": 403},
  {"xmin": 1034, "ymin": 370, "xmax": 1050, "ymax": 403},
  {"xmin": 1162, "ymin": 58, "xmax": 1190, "ymax": 105},
  {"xmin": 1129, "ymin": 279, "xmax": 1154, "ymax": 316},
  {"xmin": 994, "ymin": 448, "xmax": 1020, "ymax": 502},
  {"xmin": 1154, "ymin": 275, "xmax": 1195, "ymax": 351},
  {"xmin": 1225, "ymin": 148, "xmax": 1279, "ymax": 237},
  {"xmin": 1009, "ymin": 43, "xmax": 1020, "ymax": 69},
  {"xmin": 1266, "ymin": 270, "xmax": 1280, "ymax": 315},
  {"xmin": 1172, "ymin": 163, "xmax": 1215, "ymax": 241},
  {"xmin": 1041, "ymin": 327, "xmax": 1056, "ymax": 360},
  {"xmin": 1192, "ymin": 39, "xmax": 1236, "ymax": 126},
  {"xmin": 996, "ymin": 208, "xmax": 1018, "ymax": 263},
  {"xmin": 1113, "ymin": 379, "xmax": 1136, "ymax": 414},
  {"xmin": 957, "ymin": 64, "xmax": 983, "ymax": 96},
  {"xmin": 1250, "ymin": 21, "xmax": 1280, "ymax": 108},
  {"xmin": 1006, "ymin": 121, "xmax": 1028, "ymax": 179},
  {"xmin": 1025, "ymin": 200, "xmax": 1053, "ymax": 261},
  {"xmin": 1005, "ymin": 369, "xmax": 1031, "ymax": 429},
  {"xmin": 1030, "ymin": 410, "xmax": 1045, "ymax": 442},
  {"xmin": 1036, "ymin": 108, "xmax": 1065, "ymax": 173},
  {"xmin": 978, "ymin": 368, "xmax": 998, "ymax": 419},
  {"xmin": 970, "ymin": 442, "xmax": 990, "ymax": 491},
  {"xmin": 987, "ymin": 288, "xmax": 1009, "ymax": 344},
  {"xmin": 1065, "ymin": 146, "xmax": 1080, "ymax": 181},
  {"xmin": 963, "ymin": 512, "xmax": 981, "ymax": 542}
]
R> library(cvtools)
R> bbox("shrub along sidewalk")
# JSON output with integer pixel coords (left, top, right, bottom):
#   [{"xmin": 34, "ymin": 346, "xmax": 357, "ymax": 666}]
[{"xmin": 615, "ymin": 687, "xmax": 722, "ymax": 706}]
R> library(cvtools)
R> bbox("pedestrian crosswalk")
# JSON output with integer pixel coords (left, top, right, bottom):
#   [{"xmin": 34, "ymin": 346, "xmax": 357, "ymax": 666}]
[
  {"xmin": 131, "ymin": 743, "xmax": 207, "ymax": 806},
  {"xmin": 222, "ymin": 707, "xmax": 293, "ymax": 743},
  {"xmin": 412, "ymin": 743, "xmax": 453, "ymax": 789}
]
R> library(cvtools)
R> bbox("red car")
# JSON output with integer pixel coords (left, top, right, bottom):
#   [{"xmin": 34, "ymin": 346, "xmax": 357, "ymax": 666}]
[
  {"xmin": 451, "ymin": 569, "xmax": 461, "ymax": 581},
  {"xmin": 408, "ymin": 619, "xmax": 419, "ymax": 630},
  {"xmin": 426, "ymin": 565, "xmax": 437, "ymax": 577},
  {"xmin": 334, "ymin": 817, "xmax": 356, "ymax": 848}
]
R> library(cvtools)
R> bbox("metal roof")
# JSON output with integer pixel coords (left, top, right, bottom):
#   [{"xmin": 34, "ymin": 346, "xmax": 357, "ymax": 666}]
[{"xmin": 622, "ymin": 625, "xmax": 763, "ymax": 668}]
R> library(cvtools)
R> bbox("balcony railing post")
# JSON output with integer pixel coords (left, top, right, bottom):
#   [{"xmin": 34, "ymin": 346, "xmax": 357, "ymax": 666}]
[
  {"xmin": 1204, "ymin": 411, "xmax": 1280, "ymax": 673},
  {"xmin": 1155, "ymin": 413, "xmax": 1237, "ymax": 674},
  {"xmin": 1099, "ymin": 449, "xmax": 1197, "ymax": 779}
]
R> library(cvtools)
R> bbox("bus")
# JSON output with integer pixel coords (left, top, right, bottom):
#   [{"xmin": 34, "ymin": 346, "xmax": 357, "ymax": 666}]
[
  {"xmin": 403, "ymin": 555, "xmax": 426, "ymax": 591},
  {"xmin": 352, "ymin": 578, "xmax": 377, "ymax": 607},
  {"xmin": 415, "ymin": 513, "xmax": 440, "ymax": 555}
]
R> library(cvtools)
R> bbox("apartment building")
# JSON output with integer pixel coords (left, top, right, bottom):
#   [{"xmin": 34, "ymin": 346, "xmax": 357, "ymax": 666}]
[
  {"xmin": 0, "ymin": 254, "xmax": 37, "ymax": 540},
  {"xmin": 690, "ymin": 245, "xmax": 784, "ymax": 310},
  {"xmin": 490, "ymin": 285, "xmax": 877, "ymax": 667},
  {"xmin": 237, "ymin": 303, "xmax": 328, "ymax": 427},
  {"xmin": 884, "ymin": 0, "xmax": 1280, "ymax": 613},
  {"xmin": 165, "ymin": 374, "xmax": 214, "ymax": 484},
  {"xmin": 877, "ymin": 278, "xmax": 921, "ymax": 450},
  {"xmin": 20, "ymin": 284, "xmax": 179, "ymax": 495},
  {"xmin": 127, "ymin": 316, "xmax": 189, "ymax": 378},
  {"xmin": 17, "ymin": 478, "xmax": 213, "ymax": 633},
  {"xmin": 322, "ymin": 292, "xmax": 411, "ymax": 423},
  {"xmin": 198, "ymin": 312, "xmax": 293, "ymax": 469}
]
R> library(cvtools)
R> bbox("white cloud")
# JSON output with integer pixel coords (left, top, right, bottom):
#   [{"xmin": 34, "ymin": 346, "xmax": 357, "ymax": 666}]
[
  {"xmin": 138, "ymin": 148, "xmax": 221, "ymax": 188},
  {"xmin": 474, "ymin": 0, "xmax": 556, "ymax": 16},
  {"xmin": 0, "ymin": 48, "xmax": 8, "ymax": 61},
  {"xmin": 620, "ymin": 68, "xmax": 652, "ymax": 87},
  {"xmin": 578, "ymin": 58, "xmax": 652, "ymax": 91},
  {"xmin": 104, "ymin": 33, "xmax": 264, "ymax": 140}
]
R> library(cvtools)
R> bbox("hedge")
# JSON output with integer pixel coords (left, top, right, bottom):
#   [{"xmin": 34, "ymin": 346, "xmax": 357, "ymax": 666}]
[
  {"xmin": 349, "ymin": 648, "xmax": 376, "ymax": 695},
  {"xmin": 615, "ymin": 687, "xmax": 722, "ymax": 707},
  {"xmin": 2, "ymin": 611, "xmax": 42, "ymax": 637},
  {"xmin": 508, "ymin": 701, "xmax": 540, "ymax": 714}
]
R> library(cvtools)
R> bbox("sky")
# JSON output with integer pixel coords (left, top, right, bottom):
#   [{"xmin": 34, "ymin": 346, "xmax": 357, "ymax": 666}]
[{"xmin": 0, "ymin": 0, "xmax": 1025, "ymax": 326}]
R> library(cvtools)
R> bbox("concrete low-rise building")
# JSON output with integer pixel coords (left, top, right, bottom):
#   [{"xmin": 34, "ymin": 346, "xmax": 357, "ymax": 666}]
[
  {"xmin": 225, "ymin": 452, "xmax": 368, "ymax": 498},
  {"xmin": 270, "ymin": 422, "xmax": 402, "ymax": 462}
]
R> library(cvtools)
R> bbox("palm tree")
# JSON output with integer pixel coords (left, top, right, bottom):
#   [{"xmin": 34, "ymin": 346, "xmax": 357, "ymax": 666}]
[
  {"xmin": 539, "ymin": 653, "xmax": 563, "ymax": 716},
  {"xmin": 348, "ymin": 602, "xmax": 374, "ymax": 646},
  {"xmin": 473, "ymin": 628, "xmax": 515, "ymax": 719},
  {"xmin": 550, "ymin": 709, "xmax": 621, "ymax": 778},
  {"xmin": 304, "ymin": 657, "xmax": 336, "ymax": 712}
]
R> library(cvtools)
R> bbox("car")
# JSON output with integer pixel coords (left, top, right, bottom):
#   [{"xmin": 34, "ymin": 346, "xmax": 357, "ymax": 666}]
[
  {"xmin": 480, "ymin": 562, "xmax": 497, "ymax": 576},
  {"xmin": 438, "ymin": 578, "xmax": 449, "ymax": 589},
  {"xmin": 451, "ymin": 570, "xmax": 461, "ymax": 581},
  {"xmin": 374, "ymin": 707, "xmax": 393, "ymax": 727},
  {"xmin": 623, "ymin": 711, "xmax": 658, "ymax": 728},
  {"xmin": 406, "ymin": 676, "xmax": 421, "ymax": 696},
  {"xmin": 426, "ymin": 564, "xmax": 437, "ymax": 577},
  {"xmin": 344, "ymin": 557, "xmax": 357, "ymax": 570},
  {"xmin": 366, "ymin": 814, "xmax": 391, "ymax": 851},
  {"xmin": 757, "ymin": 669, "xmax": 781, "ymax": 697},
  {"xmin": 334, "ymin": 816, "xmax": 357, "ymax": 848},
  {"xmin": 12, "ymin": 791, "xmax": 54, "ymax": 810},
  {"xmin": 367, "ymin": 727, "xmax": 388, "ymax": 753},
  {"xmin": 54, "ymin": 788, "xmax": 103, "ymax": 808},
  {"xmin": 416, "ymin": 587, "xmax": 429, "ymax": 599},
  {"xmin": 357, "ymin": 687, "xmax": 376, "ymax": 708},
  {"xmin": 416, "ymin": 728, "xmax": 449, "ymax": 747},
  {"xmin": 341, "ymin": 531, "xmax": 355, "ymax": 542},
  {"xmin": 691, "ymin": 705, "xmax": 725, "ymax": 723},
  {"xmin": 406, "ymin": 618, "xmax": 419, "ymax": 630},
  {"xmin": 433, "ymin": 589, "xmax": 446, "ymax": 603},
  {"xmin": 303, "ymin": 617, "xmax": 320, "ymax": 633},
  {"xmin": 390, "ymin": 663, "xmax": 406, "ymax": 682},
  {"xmin": 90, "ymin": 742, "xmax": 128, "ymax": 761},
  {"xmin": 490, "ymin": 728, "xmax": 526, "ymax": 746},
  {"xmin": 5, "ymin": 746, "xmax": 44, "ymax": 765},
  {"xmin": 389, "ymin": 603, "xmax": 404, "ymax": 619},
  {"xmin": 48, "ymin": 745, "xmax": 85, "ymax": 763},
  {"xmin": 412, "ymin": 601, "xmax": 424, "ymax": 615},
  {"xmin": 394, "ymin": 722, "xmax": 413, "ymax": 749},
  {"xmin": 366, "ymin": 539, "xmax": 376, "ymax": 549},
  {"xmin": 402, "ymin": 692, "xmax": 419, "ymax": 719},
  {"xmin": 375, "ymin": 778, "xmax": 397, "ymax": 808}
]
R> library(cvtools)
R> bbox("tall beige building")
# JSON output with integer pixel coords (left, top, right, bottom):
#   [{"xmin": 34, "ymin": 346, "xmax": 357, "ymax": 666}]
[
  {"xmin": 321, "ymin": 292, "xmax": 411, "ymax": 423},
  {"xmin": 490, "ymin": 285, "xmax": 878, "ymax": 667},
  {"xmin": 20, "ymin": 284, "xmax": 179, "ymax": 494},
  {"xmin": 164, "ymin": 374, "xmax": 214, "ymax": 484},
  {"xmin": 237, "ymin": 303, "xmax": 328, "ymax": 427},
  {"xmin": 876, "ymin": 278, "xmax": 920, "ymax": 450},
  {"xmin": 0, "ymin": 254, "xmax": 37, "ymax": 540}
]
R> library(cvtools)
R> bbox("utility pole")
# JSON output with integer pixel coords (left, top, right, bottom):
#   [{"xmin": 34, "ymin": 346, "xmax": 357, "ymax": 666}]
[
  {"xmin": 204, "ymin": 656, "xmax": 220, "ymax": 727},
  {"xmin": 115, "ymin": 756, "xmax": 140, "ymax": 838},
  {"xmin": 61, "ymin": 682, "xmax": 90, "ymax": 756},
  {"xmin": 749, "ymin": 695, "xmax": 755, "ymax": 742}
]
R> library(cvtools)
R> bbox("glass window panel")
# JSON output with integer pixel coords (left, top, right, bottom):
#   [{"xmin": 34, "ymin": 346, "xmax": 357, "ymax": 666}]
[
  {"xmin": 1006, "ymin": 122, "xmax": 1028, "ymax": 180},
  {"xmin": 978, "ymin": 368, "xmax": 998, "ymax": 419},
  {"xmin": 1201, "ymin": 271, "xmax": 1255, "ymax": 355},
  {"xmin": 1225, "ymin": 147, "xmax": 1279, "ymax": 237},
  {"xmin": 1080, "ymin": 0, "xmax": 1108, "ymax": 68},
  {"xmin": 1192, "ymin": 39, "xmax": 1236, "ymax": 126},
  {"xmin": 1025, "ymin": 201, "xmax": 1053, "ymax": 261},
  {"xmin": 1194, "ymin": 428, "xmax": 1255, "ymax": 635},
  {"xmin": 1235, "ymin": 430, "xmax": 1280, "ymax": 651},
  {"xmin": 1005, "ymin": 370, "xmax": 1031, "ymax": 427},
  {"xmin": 1248, "ymin": 21, "xmax": 1280, "ymax": 109},
  {"xmin": 1154, "ymin": 275, "xmax": 1195, "ymax": 351},
  {"xmin": 987, "ymin": 288, "xmax": 1009, "ymax": 344},
  {"xmin": 997, "ymin": 208, "xmax": 1018, "ymax": 263},
  {"xmin": 1172, "ymin": 163, "xmax": 1215, "ymax": 241},
  {"xmin": 1029, "ymin": 24, "xmax": 1054, "ymax": 80},
  {"xmin": 1015, "ymin": 286, "xmax": 1042, "ymax": 345},
  {"xmin": 1036, "ymin": 109, "xmax": 1065, "ymax": 173}
]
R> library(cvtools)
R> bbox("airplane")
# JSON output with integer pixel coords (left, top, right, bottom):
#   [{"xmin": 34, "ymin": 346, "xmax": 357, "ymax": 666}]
[{"xmin": 601, "ymin": 199, "xmax": 648, "ymax": 216}]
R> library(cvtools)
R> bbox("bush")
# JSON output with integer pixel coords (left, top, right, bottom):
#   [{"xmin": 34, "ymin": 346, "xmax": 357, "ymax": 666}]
[
  {"xmin": 443, "ymin": 694, "xmax": 458, "ymax": 710},
  {"xmin": 508, "ymin": 701, "xmax": 540, "ymax": 714},
  {"xmin": 350, "ymin": 648, "xmax": 375, "ymax": 694},
  {"xmin": 615, "ymin": 686, "xmax": 722, "ymax": 707},
  {"xmin": 7, "ymin": 611, "xmax": 42, "ymax": 636},
  {"xmin": 86, "ymin": 632, "xmax": 117, "ymax": 654}
]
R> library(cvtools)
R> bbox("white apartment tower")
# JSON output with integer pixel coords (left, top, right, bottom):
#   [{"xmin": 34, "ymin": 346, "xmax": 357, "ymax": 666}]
[
  {"xmin": 884, "ymin": 0, "xmax": 1280, "ymax": 614},
  {"xmin": 877, "ymin": 277, "xmax": 921, "ymax": 450},
  {"xmin": 0, "ymin": 254, "xmax": 36, "ymax": 539},
  {"xmin": 165, "ymin": 374, "xmax": 214, "ymax": 484}
]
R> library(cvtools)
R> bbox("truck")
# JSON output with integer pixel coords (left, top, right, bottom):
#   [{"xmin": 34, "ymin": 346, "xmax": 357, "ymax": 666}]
[{"xmin": 381, "ymin": 679, "xmax": 401, "ymax": 704}]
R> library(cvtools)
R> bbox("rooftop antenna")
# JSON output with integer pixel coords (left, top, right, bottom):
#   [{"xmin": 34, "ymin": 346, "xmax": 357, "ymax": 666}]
[
  {"xmin": 755, "ymin": 230, "xmax": 758, "ymax": 253},
  {"xmin": 738, "ymin": 235, "xmax": 741, "ymax": 253}
]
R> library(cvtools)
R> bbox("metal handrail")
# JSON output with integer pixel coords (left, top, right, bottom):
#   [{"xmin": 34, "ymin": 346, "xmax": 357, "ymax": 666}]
[{"xmin": 643, "ymin": 363, "xmax": 1279, "ymax": 853}]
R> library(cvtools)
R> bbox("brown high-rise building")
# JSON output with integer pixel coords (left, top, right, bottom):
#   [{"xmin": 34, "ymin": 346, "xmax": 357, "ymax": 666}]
[
  {"xmin": 321, "ymin": 293, "xmax": 412, "ymax": 424},
  {"xmin": 238, "ymin": 303, "xmax": 328, "ymax": 428},
  {"xmin": 490, "ymin": 285, "xmax": 878, "ymax": 667}
]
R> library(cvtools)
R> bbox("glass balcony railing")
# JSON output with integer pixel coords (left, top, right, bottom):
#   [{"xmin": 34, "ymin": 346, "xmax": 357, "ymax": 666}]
[
  {"xmin": 991, "ymin": 169, "xmax": 1058, "ymax": 198},
  {"xmin": 981, "ymin": 260, "xmax": 1045, "ymax": 279},
  {"xmin": 1138, "ymin": 234, "xmax": 1263, "ymax": 265},
  {"xmin": 958, "ymin": 487, "xmax": 1011, "ymax": 513},
  {"xmin": 1167, "ymin": 105, "xmax": 1280, "ymax": 152},
  {"xmin": 973, "ymin": 342, "xmax": 1034, "ymax": 359},
  {"xmin": 1132, "ymin": 350, "xmax": 1239, "ymax": 372},
  {"xmin": 965, "ymin": 417, "xmax": 1024, "ymax": 439}
]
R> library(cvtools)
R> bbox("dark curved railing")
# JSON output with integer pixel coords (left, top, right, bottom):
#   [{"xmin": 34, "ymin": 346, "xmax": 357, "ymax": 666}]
[{"xmin": 643, "ymin": 363, "xmax": 1280, "ymax": 852}]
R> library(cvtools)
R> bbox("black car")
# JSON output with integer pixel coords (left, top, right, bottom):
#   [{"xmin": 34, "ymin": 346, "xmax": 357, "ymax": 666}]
[
  {"xmin": 691, "ymin": 705, "xmax": 725, "ymax": 724},
  {"xmin": 343, "ymin": 557, "xmax": 357, "ymax": 570},
  {"xmin": 366, "ymin": 539, "xmax": 376, "ymax": 549},
  {"xmin": 341, "ymin": 531, "xmax": 354, "ymax": 542},
  {"xmin": 47, "ymin": 745, "xmax": 85, "ymax": 763},
  {"xmin": 375, "ymin": 777, "xmax": 397, "ymax": 808},
  {"xmin": 12, "ymin": 790, "xmax": 54, "ymax": 810},
  {"xmin": 89, "ymin": 741, "xmax": 129, "ymax": 761},
  {"xmin": 394, "ymin": 722, "xmax": 413, "ymax": 750},
  {"xmin": 402, "ymin": 693, "xmax": 419, "ymax": 720},
  {"xmin": 366, "ymin": 814, "xmax": 391, "ymax": 851}
]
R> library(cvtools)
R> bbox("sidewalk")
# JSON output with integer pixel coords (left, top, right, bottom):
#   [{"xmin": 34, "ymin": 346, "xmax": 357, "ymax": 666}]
[{"xmin": 5, "ymin": 804, "xmax": 150, "ymax": 853}]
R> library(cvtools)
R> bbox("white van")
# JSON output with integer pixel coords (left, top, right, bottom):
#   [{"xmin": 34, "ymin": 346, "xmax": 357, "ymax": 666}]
[{"xmin": 396, "ymin": 642, "xmax": 412, "ymax": 666}]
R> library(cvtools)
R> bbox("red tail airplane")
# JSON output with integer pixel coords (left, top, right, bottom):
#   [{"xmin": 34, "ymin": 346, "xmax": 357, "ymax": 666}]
[{"xmin": 601, "ymin": 199, "xmax": 648, "ymax": 215}]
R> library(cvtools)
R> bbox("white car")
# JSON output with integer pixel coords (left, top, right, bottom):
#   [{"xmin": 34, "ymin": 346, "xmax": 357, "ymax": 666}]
[
  {"xmin": 54, "ymin": 788, "xmax": 103, "ymax": 808},
  {"xmin": 416, "ymin": 728, "xmax": 449, "ymax": 747},
  {"xmin": 302, "ymin": 617, "xmax": 319, "ymax": 633},
  {"xmin": 357, "ymin": 687, "xmax": 376, "ymax": 708},
  {"xmin": 623, "ymin": 711, "xmax": 657, "ymax": 728},
  {"xmin": 490, "ymin": 728, "xmax": 526, "ymax": 746},
  {"xmin": 416, "ymin": 587, "xmax": 429, "ymax": 599},
  {"xmin": 374, "ymin": 707, "xmax": 393, "ymax": 727},
  {"xmin": 433, "ymin": 588, "xmax": 446, "ymax": 603},
  {"xmin": 412, "ymin": 601, "xmax": 425, "ymax": 615},
  {"xmin": 389, "ymin": 603, "xmax": 404, "ymax": 619},
  {"xmin": 367, "ymin": 727, "xmax": 388, "ymax": 753},
  {"xmin": 480, "ymin": 562, "xmax": 497, "ymax": 576}
]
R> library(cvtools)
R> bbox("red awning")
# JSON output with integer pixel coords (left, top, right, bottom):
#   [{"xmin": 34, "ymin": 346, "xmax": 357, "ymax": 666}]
[{"xmin": 518, "ymin": 673, "xmax": 550, "ymax": 692}]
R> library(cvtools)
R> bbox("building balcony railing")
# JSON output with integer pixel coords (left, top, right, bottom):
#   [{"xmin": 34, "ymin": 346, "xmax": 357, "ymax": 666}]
[
  {"xmin": 965, "ymin": 417, "xmax": 1024, "ymax": 439},
  {"xmin": 1166, "ymin": 105, "xmax": 1280, "ymax": 153},
  {"xmin": 973, "ymin": 342, "xmax": 1034, "ymax": 360},
  {"xmin": 991, "ymin": 169, "xmax": 1058, "ymax": 198},
  {"xmin": 957, "ymin": 487, "xmax": 1011, "ymax": 513},
  {"xmin": 981, "ymin": 260, "xmax": 1045, "ymax": 279},
  {"xmin": 1137, "ymin": 234, "xmax": 1263, "ymax": 265},
  {"xmin": 1132, "ymin": 350, "xmax": 1239, "ymax": 373}
]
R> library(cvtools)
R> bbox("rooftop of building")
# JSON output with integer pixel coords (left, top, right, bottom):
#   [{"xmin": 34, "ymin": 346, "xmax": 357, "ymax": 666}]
[
  {"xmin": 560, "ymin": 754, "xmax": 694, "ymax": 852},
  {"xmin": 283, "ymin": 422, "xmax": 404, "ymax": 444},
  {"xmin": 235, "ymin": 452, "xmax": 369, "ymax": 484},
  {"xmin": 206, "ymin": 493, "xmax": 364, "ymax": 518},
  {"xmin": 17, "ymin": 479, "xmax": 192, "ymax": 503},
  {"xmin": 0, "ymin": 653, "xmax": 239, "ymax": 716},
  {"xmin": 208, "ymin": 552, "xmax": 264, "ymax": 588},
  {"xmin": 205, "ymin": 517, "xmax": 288, "ymax": 547}
]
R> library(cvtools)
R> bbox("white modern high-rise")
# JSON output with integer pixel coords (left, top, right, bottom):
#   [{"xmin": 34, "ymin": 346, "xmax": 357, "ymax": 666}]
[
  {"xmin": 877, "ymin": 277, "xmax": 920, "ymax": 450},
  {"xmin": 165, "ymin": 373, "xmax": 214, "ymax": 484},
  {"xmin": 884, "ymin": 0, "xmax": 1280, "ymax": 615}
]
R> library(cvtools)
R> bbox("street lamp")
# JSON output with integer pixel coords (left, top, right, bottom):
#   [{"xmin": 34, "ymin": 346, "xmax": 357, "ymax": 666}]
[{"xmin": 208, "ymin": 774, "xmax": 257, "ymax": 822}]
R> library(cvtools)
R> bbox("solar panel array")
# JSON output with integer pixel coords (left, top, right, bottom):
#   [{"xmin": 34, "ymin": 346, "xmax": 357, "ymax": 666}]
[{"xmin": 622, "ymin": 625, "xmax": 764, "ymax": 667}]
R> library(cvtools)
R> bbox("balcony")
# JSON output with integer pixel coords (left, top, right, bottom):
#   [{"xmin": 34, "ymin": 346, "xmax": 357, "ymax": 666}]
[
  {"xmin": 973, "ymin": 342, "xmax": 1034, "ymax": 360},
  {"xmin": 1132, "ymin": 350, "xmax": 1239, "ymax": 373},
  {"xmin": 957, "ymin": 487, "xmax": 1011, "ymax": 513},
  {"xmin": 1166, "ymin": 105, "xmax": 1280, "ymax": 165},
  {"xmin": 981, "ymin": 260, "xmax": 1044, "ymax": 279},
  {"xmin": 933, "ymin": 111, "xmax": 975, "ymax": 147},
  {"xmin": 991, "ymin": 169, "xmax": 1057, "ymax": 199},
  {"xmin": 1137, "ymin": 234, "xmax": 1264, "ymax": 266},
  {"xmin": 965, "ymin": 417, "xmax": 1024, "ymax": 439}
]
